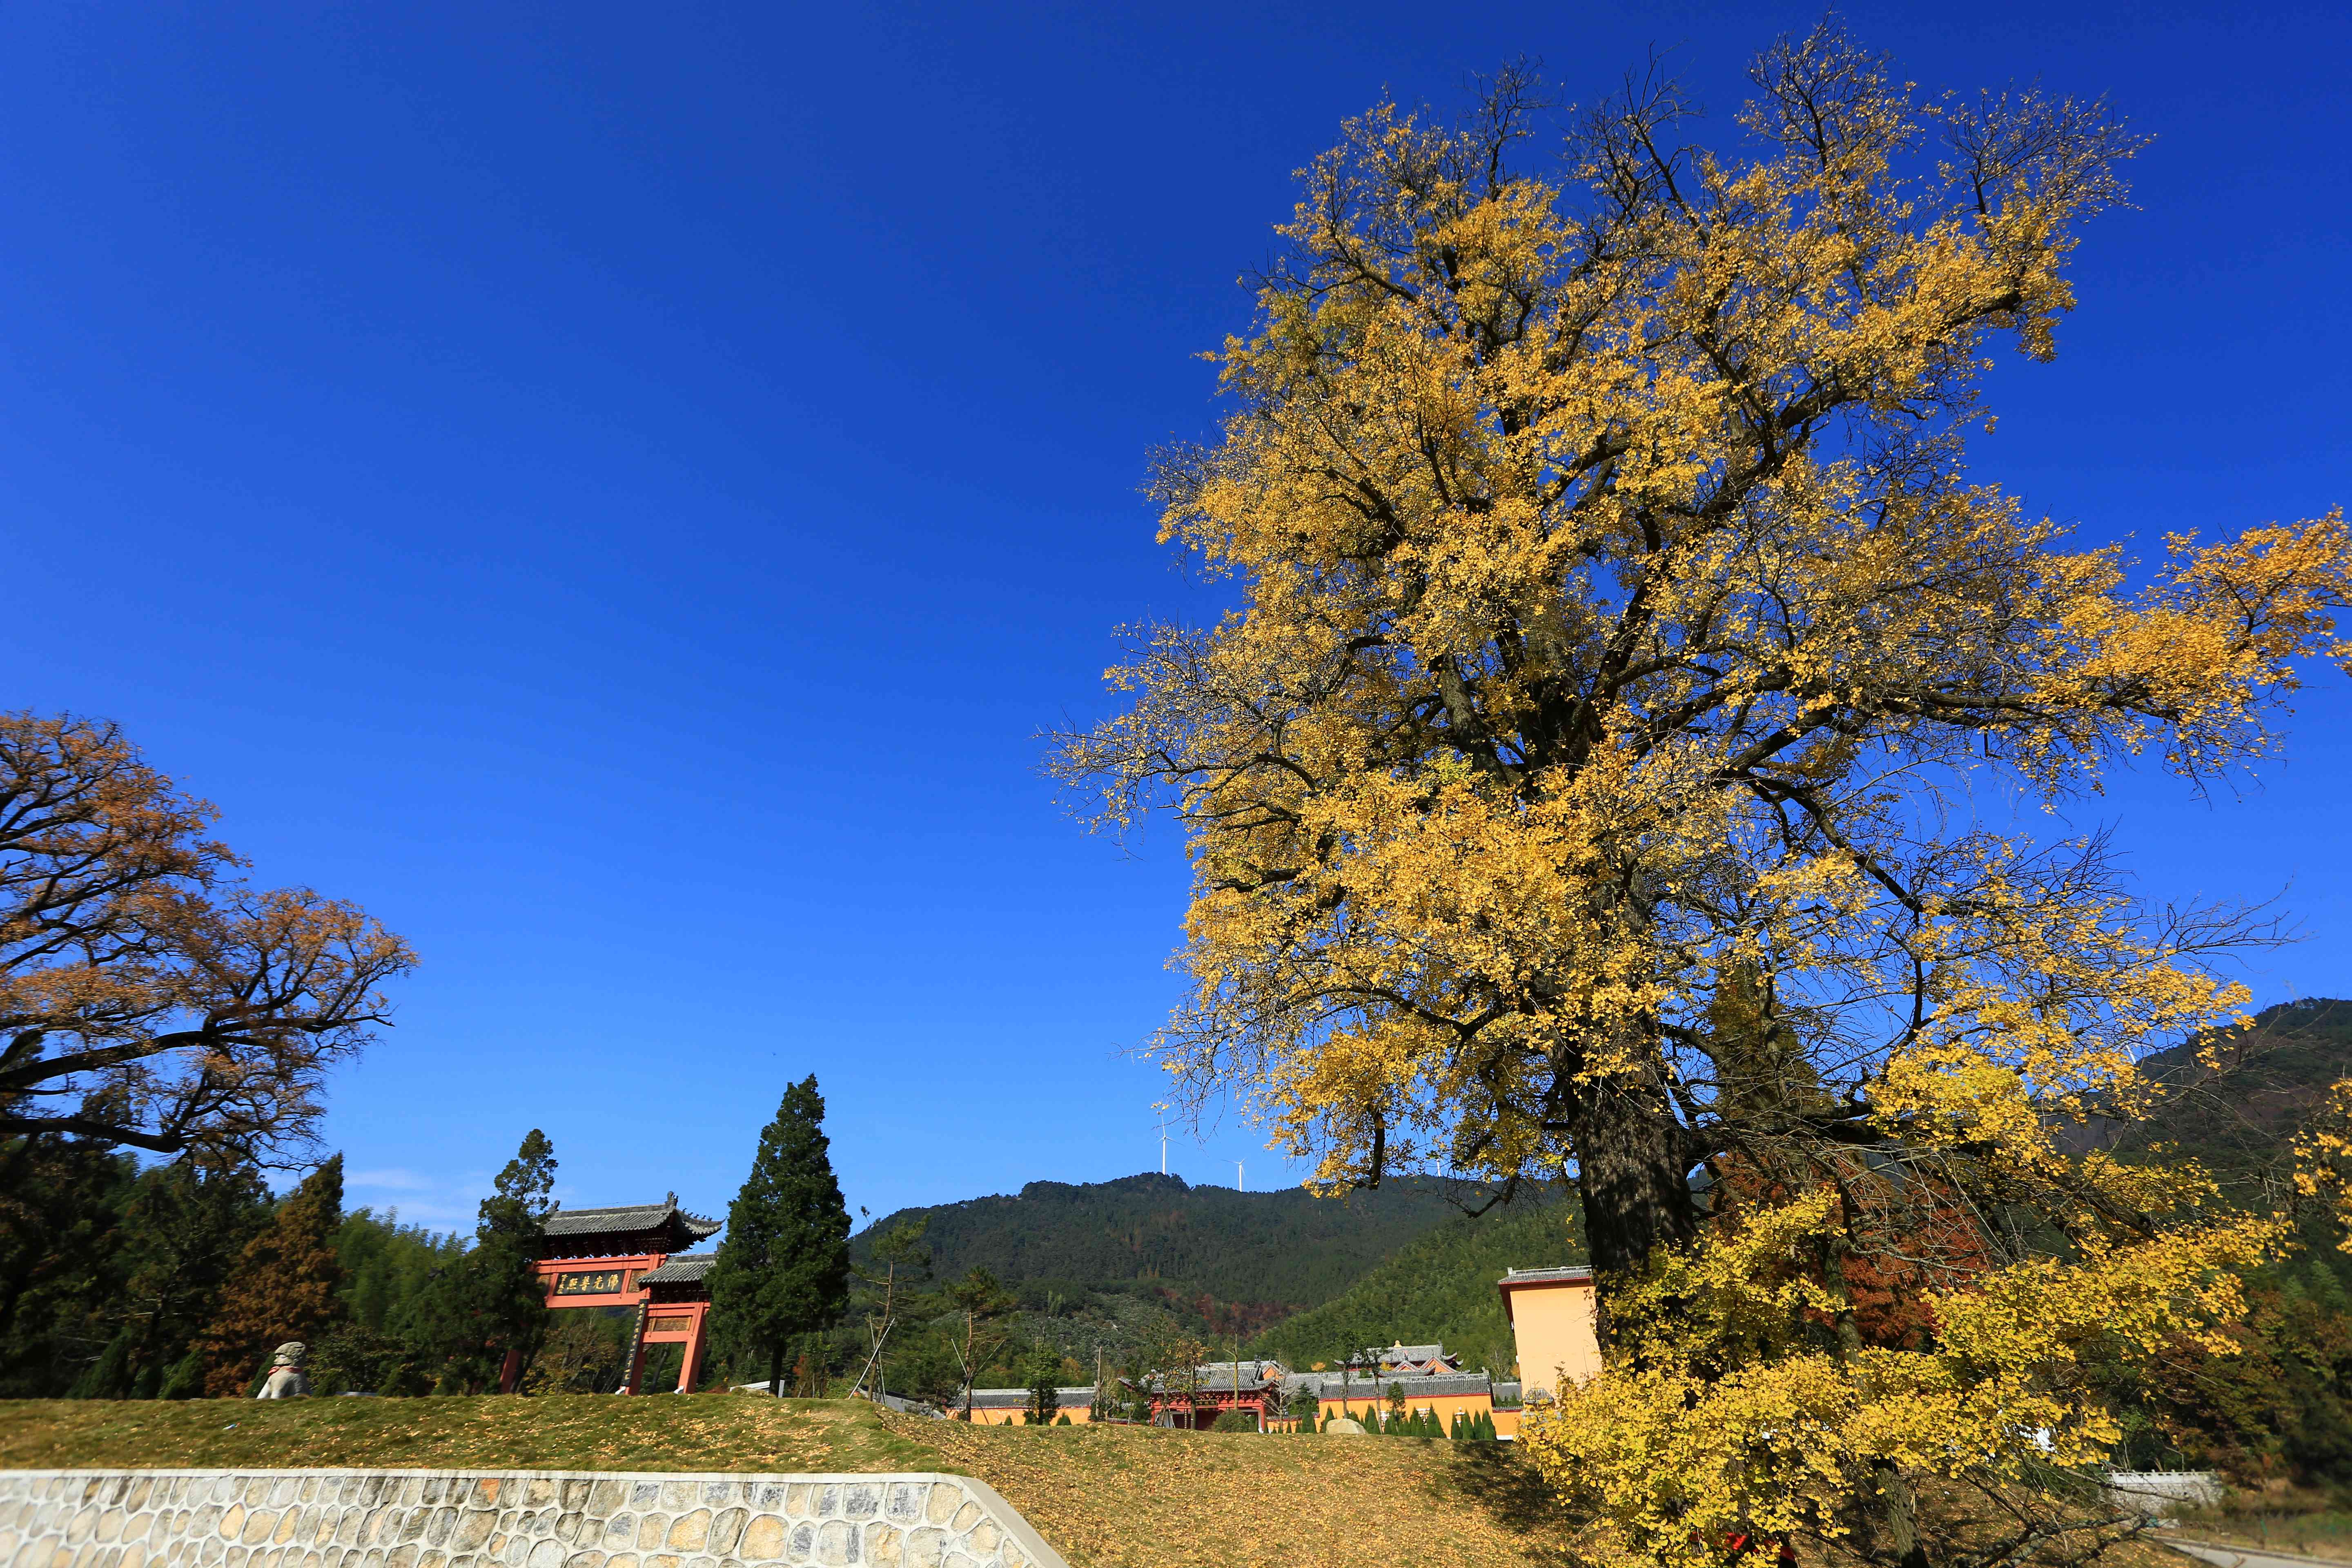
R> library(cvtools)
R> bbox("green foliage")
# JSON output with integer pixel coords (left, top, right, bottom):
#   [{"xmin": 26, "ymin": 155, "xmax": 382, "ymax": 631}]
[
  {"xmin": 335, "ymin": 1208, "xmax": 463, "ymax": 1340},
  {"xmin": 199, "ymin": 1155, "xmax": 348, "ymax": 1395},
  {"xmin": 158, "ymin": 1348, "xmax": 205, "ymax": 1401},
  {"xmin": 709, "ymin": 1077, "xmax": 852, "ymax": 1395},
  {"xmin": 416, "ymin": 1129, "xmax": 557, "ymax": 1392},
  {"xmin": 1250, "ymin": 1187, "xmax": 1581, "ymax": 1378},
  {"xmin": 1024, "ymin": 1347, "xmax": 1062, "ymax": 1426},
  {"xmin": 522, "ymin": 1308, "xmax": 636, "ymax": 1396},
  {"xmin": 307, "ymin": 1324, "xmax": 417, "ymax": 1396},
  {"xmin": 2112, "ymin": 1255, "xmax": 2352, "ymax": 1485},
  {"xmin": 0, "ymin": 1136, "xmax": 145, "ymax": 1395},
  {"xmin": 2081, "ymin": 1000, "xmax": 2352, "ymax": 1486},
  {"xmin": 852, "ymin": 1172, "xmax": 1469, "ymax": 1321}
]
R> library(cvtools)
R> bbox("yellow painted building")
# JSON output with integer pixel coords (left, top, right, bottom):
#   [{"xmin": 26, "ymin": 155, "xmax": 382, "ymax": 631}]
[
  {"xmin": 1312, "ymin": 1375, "xmax": 1518, "ymax": 1436},
  {"xmin": 960, "ymin": 1386, "xmax": 1097, "ymax": 1425},
  {"xmin": 1497, "ymin": 1265, "xmax": 1601, "ymax": 1401}
]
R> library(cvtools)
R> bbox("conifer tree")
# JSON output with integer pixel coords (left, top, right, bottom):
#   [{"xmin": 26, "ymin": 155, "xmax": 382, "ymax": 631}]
[
  {"xmin": 708, "ymin": 1076, "xmax": 851, "ymax": 1396},
  {"xmin": 198, "ymin": 1155, "xmax": 346, "ymax": 1395},
  {"xmin": 420, "ymin": 1130, "xmax": 555, "ymax": 1392}
]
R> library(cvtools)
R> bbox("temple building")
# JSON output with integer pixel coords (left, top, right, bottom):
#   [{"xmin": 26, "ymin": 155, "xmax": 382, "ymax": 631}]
[
  {"xmin": 959, "ymin": 1387, "xmax": 1098, "ymax": 1425},
  {"xmin": 1137, "ymin": 1359, "xmax": 1290, "ymax": 1430},
  {"xmin": 1294, "ymin": 1343, "xmax": 1523, "ymax": 1435},
  {"xmin": 1497, "ymin": 1264, "xmax": 1601, "ymax": 1402},
  {"xmin": 1372, "ymin": 1341, "xmax": 1462, "ymax": 1376},
  {"xmin": 1132, "ymin": 1348, "xmax": 1524, "ymax": 1434},
  {"xmin": 520, "ymin": 1194, "xmax": 724, "ymax": 1394}
]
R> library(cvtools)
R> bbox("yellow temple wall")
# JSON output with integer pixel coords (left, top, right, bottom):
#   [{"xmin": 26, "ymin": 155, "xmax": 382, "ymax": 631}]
[{"xmin": 1504, "ymin": 1276, "xmax": 1603, "ymax": 1401}]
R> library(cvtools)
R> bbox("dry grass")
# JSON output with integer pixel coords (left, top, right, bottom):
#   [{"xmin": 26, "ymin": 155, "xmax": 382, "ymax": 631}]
[
  {"xmin": 0, "ymin": 1395, "xmax": 1578, "ymax": 1566},
  {"xmin": 2176, "ymin": 1486, "xmax": 2352, "ymax": 1563},
  {"xmin": 0, "ymin": 1394, "xmax": 940, "ymax": 1475},
  {"xmin": 10, "ymin": 1397, "xmax": 2189, "ymax": 1568},
  {"xmin": 881, "ymin": 1413, "xmax": 1577, "ymax": 1568}
]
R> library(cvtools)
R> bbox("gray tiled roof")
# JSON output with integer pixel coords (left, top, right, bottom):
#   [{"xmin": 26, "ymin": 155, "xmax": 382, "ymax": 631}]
[
  {"xmin": 544, "ymin": 1200, "xmax": 722, "ymax": 1242},
  {"xmin": 1305, "ymin": 1371, "xmax": 1498, "ymax": 1401},
  {"xmin": 964, "ymin": 1387, "xmax": 1095, "ymax": 1409},
  {"xmin": 1385, "ymin": 1343, "xmax": 1448, "ymax": 1363},
  {"xmin": 1140, "ymin": 1359, "xmax": 1285, "ymax": 1392},
  {"xmin": 1289, "ymin": 1363, "xmax": 1505, "ymax": 1401},
  {"xmin": 1498, "ymin": 1264, "xmax": 1593, "ymax": 1285},
  {"xmin": 637, "ymin": 1253, "xmax": 717, "ymax": 1283}
]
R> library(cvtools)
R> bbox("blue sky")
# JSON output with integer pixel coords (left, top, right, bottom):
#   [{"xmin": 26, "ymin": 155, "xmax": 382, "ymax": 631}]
[{"xmin": 4, "ymin": 0, "xmax": 2346, "ymax": 1231}]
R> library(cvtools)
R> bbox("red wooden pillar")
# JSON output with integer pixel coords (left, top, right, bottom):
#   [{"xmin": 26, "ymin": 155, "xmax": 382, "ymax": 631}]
[
  {"xmin": 674, "ymin": 1301, "xmax": 711, "ymax": 1392},
  {"xmin": 620, "ymin": 1300, "xmax": 650, "ymax": 1395}
]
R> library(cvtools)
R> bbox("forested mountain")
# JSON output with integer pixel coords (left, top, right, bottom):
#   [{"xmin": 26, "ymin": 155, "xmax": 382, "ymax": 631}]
[
  {"xmin": 851, "ymin": 1172, "xmax": 1470, "ymax": 1319},
  {"xmin": 1250, "ymin": 1185, "xmax": 1583, "ymax": 1379},
  {"xmin": 2117, "ymin": 997, "xmax": 2352, "ymax": 1202}
]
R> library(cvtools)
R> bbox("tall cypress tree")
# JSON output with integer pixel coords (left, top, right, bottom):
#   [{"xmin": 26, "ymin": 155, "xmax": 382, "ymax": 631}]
[
  {"xmin": 709, "ymin": 1076, "xmax": 850, "ymax": 1397},
  {"xmin": 198, "ymin": 1155, "xmax": 346, "ymax": 1395},
  {"xmin": 419, "ymin": 1130, "xmax": 555, "ymax": 1392}
]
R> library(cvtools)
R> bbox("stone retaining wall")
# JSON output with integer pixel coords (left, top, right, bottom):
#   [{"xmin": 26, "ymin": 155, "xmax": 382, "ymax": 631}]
[{"xmin": 0, "ymin": 1468, "xmax": 1069, "ymax": 1568}]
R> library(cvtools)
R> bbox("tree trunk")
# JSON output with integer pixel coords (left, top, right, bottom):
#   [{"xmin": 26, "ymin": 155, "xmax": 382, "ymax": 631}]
[
  {"xmin": 1561, "ymin": 1062, "xmax": 1697, "ymax": 1345},
  {"xmin": 768, "ymin": 1342, "xmax": 783, "ymax": 1399},
  {"xmin": 1875, "ymin": 1460, "xmax": 1929, "ymax": 1568}
]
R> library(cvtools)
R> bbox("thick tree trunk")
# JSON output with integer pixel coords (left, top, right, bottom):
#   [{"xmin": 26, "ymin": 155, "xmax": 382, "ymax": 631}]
[
  {"xmin": 1875, "ymin": 1461, "xmax": 1929, "ymax": 1568},
  {"xmin": 1561, "ymin": 1063, "xmax": 1697, "ymax": 1348},
  {"xmin": 768, "ymin": 1343, "xmax": 784, "ymax": 1399}
]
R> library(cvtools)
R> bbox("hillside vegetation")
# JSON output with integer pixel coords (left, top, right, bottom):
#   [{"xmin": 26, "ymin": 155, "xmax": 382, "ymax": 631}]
[
  {"xmin": 1252, "ymin": 1189, "xmax": 1583, "ymax": 1377},
  {"xmin": 853, "ymin": 1172, "xmax": 1468, "ymax": 1317},
  {"xmin": 2119, "ymin": 998, "xmax": 2352, "ymax": 1205}
]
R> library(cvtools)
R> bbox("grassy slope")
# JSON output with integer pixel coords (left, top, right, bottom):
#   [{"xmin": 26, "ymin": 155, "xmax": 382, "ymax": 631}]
[
  {"xmin": 0, "ymin": 1395, "xmax": 938, "ymax": 1475},
  {"xmin": 1250, "ymin": 1190, "xmax": 1583, "ymax": 1379},
  {"xmin": 888, "ymin": 1410, "xmax": 1576, "ymax": 1568},
  {"xmin": 0, "ymin": 1395, "xmax": 1577, "ymax": 1568}
]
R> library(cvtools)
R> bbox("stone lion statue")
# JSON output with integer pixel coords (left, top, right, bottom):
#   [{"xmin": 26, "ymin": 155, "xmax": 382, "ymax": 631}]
[{"xmin": 255, "ymin": 1341, "xmax": 310, "ymax": 1399}]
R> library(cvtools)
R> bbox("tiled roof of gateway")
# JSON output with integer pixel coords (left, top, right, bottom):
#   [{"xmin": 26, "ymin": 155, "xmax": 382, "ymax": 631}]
[
  {"xmin": 543, "ymin": 1197, "xmax": 722, "ymax": 1242},
  {"xmin": 637, "ymin": 1254, "xmax": 718, "ymax": 1283}
]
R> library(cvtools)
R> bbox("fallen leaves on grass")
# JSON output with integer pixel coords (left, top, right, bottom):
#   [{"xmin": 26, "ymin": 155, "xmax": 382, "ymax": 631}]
[
  {"xmin": 884, "ymin": 1415, "xmax": 1575, "ymax": 1568},
  {"xmin": 0, "ymin": 1394, "xmax": 941, "ymax": 1475}
]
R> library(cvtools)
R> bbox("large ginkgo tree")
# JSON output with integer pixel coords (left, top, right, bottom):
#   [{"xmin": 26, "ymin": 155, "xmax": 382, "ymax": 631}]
[{"xmin": 1054, "ymin": 25, "xmax": 2350, "ymax": 1567}]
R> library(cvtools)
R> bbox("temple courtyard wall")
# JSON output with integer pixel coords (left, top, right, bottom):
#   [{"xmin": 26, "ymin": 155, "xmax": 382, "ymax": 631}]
[{"xmin": 0, "ymin": 1468, "xmax": 1069, "ymax": 1568}]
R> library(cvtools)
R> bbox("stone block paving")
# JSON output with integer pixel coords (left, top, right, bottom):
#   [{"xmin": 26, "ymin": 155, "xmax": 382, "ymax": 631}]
[{"xmin": 0, "ymin": 1468, "xmax": 1067, "ymax": 1568}]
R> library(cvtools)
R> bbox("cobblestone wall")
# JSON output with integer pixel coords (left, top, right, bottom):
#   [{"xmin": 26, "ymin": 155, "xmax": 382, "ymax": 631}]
[{"xmin": 0, "ymin": 1468, "xmax": 1069, "ymax": 1568}]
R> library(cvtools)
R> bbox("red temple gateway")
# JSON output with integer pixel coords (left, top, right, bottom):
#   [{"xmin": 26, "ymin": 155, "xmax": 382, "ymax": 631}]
[{"xmin": 515, "ymin": 1194, "xmax": 722, "ymax": 1394}]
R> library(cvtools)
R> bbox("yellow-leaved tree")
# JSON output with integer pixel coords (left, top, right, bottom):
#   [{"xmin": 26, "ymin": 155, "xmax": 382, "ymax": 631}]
[{"xmin": 1051, "ymin": 24, "xmax": 2352, "ymax": 1568}]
